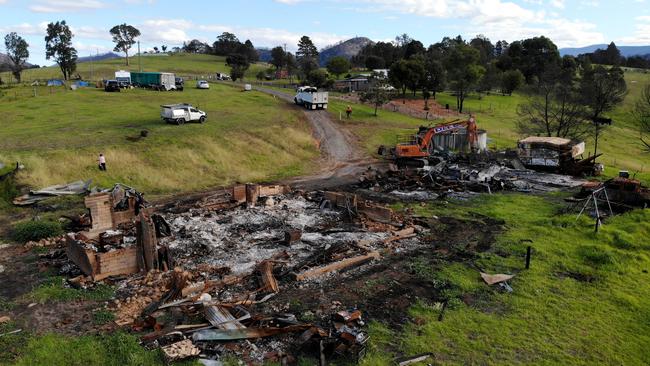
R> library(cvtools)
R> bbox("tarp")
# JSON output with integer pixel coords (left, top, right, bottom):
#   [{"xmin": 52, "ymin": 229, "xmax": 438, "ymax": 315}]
[
  {"xmin": 47, "ymin": 79, "xmax": 64, "ymax": 86},
  {"xmin": 13, "ymin": 180, "xmax": 92, "ymax": 206},
  {"xmin": 75, "ymin": 81, "xmax": 90, "ymax": 87}
]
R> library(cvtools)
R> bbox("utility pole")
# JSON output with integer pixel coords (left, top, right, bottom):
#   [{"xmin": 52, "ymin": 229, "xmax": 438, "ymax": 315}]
[{"xmin": 138, "ymin": 41, "xmax": 142, "ymax": 72}]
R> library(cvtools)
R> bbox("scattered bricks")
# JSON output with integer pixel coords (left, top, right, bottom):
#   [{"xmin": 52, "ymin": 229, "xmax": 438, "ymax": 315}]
[
  {"xmin": 83, "ymin": 193, "xmax": 113, "ymax": 239},
  {"xmin": 161, "ymin": 339, "xmax": 200, "ymax": 362},
  {"xmin": 232, "ymin": 184, "xmax": 247, "ymax": 203}
]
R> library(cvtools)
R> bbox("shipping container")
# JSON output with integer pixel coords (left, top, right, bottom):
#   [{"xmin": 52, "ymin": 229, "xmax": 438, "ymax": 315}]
[{"xmin": 130, "ymin": 72, "xmax": 176, "ymax": 91}]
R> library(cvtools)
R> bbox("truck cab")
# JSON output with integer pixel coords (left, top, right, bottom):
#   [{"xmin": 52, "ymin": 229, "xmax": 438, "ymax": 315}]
[
  {"xmin": 160, "ymin": 104, "xmax": 207, "ymax": 125},
  {"xmin": 175, "ymin": 77, "xmax": 184, "ymax": 91}
]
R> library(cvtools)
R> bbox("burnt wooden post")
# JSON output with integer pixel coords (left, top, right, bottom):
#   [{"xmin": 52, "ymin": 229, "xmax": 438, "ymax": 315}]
[
  {"xmin": 525, "ymin": 246, "xmax": 532, "ymax": 269},
  {"xmin": 245, "ymin": 183, "xmax": 260, "ymax": 207},
  {"xmin": 136, "ymin": 212, "xmax": 158, "ymax": 271}
]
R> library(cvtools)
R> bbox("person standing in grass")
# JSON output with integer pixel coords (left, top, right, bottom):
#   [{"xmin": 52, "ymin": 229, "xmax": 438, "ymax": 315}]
[
  {"xmin": 98, "ymin": 153, "xmax": 107, "ymax": 171},
  {"xmin": 346, "ymin": 105, "xmax": 352, "ymax": 119}
]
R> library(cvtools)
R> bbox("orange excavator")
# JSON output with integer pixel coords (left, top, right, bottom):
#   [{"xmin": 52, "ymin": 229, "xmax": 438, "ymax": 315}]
[{"xmin": 378, "ymin": 117, "xmax": 479, "ymax": 167}]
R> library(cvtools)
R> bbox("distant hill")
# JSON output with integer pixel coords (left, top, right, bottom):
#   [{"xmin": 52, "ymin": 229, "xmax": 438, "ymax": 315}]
[
  {"xmin": 319, "ymin": 37, "xmax": 374, "ymax": 65},
  {"xmin": 560, "ymin": 44, "xmax": 650, "ymax": 57},
  {"xmin": 78, "ymin": 52, "xmax": 121, "ymax": 63},
  {"xmin": 257, "ymin": 48, "xmax": 272, "ymax": 63},
  {"xmin": 0, "ymin": 52, "xmax": 35, "ymax": 72}
]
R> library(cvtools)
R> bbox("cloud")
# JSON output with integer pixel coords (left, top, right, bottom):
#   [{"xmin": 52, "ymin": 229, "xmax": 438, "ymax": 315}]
[
  {"xmin": 29, "ymin": 0, "xmax": 106, "ymax": 13},
  {"xmin": 0, "ymin": 22, "xmax": 49, "ymax": 36},
  {"xmin": 617, "ymin": 15, "xmax": 650, "ymax": 45},
  {"xmin": 274, "ymin": 0, "xmax": 605, "ymax": 47},
  {"xmin": 136, "ymin": 19, "xmax": 348, "ymax": 50}
]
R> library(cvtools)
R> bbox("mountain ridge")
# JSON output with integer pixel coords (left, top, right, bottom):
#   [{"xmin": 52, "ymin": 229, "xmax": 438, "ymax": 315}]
[{"xmin": 560, "ymin": 44, "xmax": 650, "ymax": 57}]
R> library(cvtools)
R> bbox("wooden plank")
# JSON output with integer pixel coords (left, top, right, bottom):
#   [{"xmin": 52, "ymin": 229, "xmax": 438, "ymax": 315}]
[
  {"xmin": 358, "ymin": 201, "xmax": 393, "ymax": 222},
  {"xmin": 258, "ymin": 261, "xmax": 279, "ymax": 293},
  {"xmin": 65, "ymin": 236, "xmax": 96, "ymax": 277},
  {"xmin": 295, "ymin": 252, "xmax": 381, "ymax": 281},
  {"xmin": 181, "ymin": 275, "xmax": 242, "ymax": 297},
  {"xmin": 96, "ymin": 247, "xmax": 138, "ymax": 279},
  {"xmin": 383, "ymin": 227, "xmax": 416, "ymax": 244}
]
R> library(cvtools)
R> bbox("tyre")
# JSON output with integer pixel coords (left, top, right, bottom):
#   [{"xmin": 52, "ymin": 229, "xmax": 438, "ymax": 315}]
[
  {"xmin": 199, "ymin": 116, "xmax": 206, "ymax": 123},
  {"xmin": 176, "ymin": 118, "xmax": 185, "ymax": 125}
]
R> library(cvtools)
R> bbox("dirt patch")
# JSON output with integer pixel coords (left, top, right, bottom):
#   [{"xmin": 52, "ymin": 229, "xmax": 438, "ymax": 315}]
[
  {"xmin": 338, "ymin": 94, "xmax": 463, "ymax": 120},
  {"xmin": 0, "ymin": 245, "xmax": 40, "ymax": 300},
  {"xmin": 14, "ymin": 299, "xmax": 114, "ymax": 336}
]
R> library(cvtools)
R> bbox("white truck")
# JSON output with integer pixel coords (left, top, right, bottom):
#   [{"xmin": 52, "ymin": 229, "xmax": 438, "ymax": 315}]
[
  {"xmin": 294, "ymin": 86, "xmax": 328, "ymax": 110},
  {"xmin": 115, "ymin": 70, "xmax": 131, "ymax": 85},
  {"xmin": 160, "ymin": 104, "xmax": 206, "ymax": 125}
]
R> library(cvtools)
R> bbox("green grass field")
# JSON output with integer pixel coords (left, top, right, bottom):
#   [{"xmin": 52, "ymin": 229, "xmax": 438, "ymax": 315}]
[
  {"xmin": 362, "ymin": 194, "xmax": 650, "ymax": 365},
  {"xmin": 330, "ymin": 70, "xmax": 650, "ymax": 182},
  {"xmin": 0, "ymin": 82, "xmax": 318, "ymax": 195},
  {"xmin": 0, "ymin": 53, "xmax": 270, "ymax": 83}
]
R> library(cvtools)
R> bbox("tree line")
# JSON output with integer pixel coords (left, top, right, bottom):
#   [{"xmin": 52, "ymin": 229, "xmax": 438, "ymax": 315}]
[
  {"xmin": 185, "ymin": 33, "xmax": 352, "ymax": 86},
  {"xmin": 352, "ymin": 33, "xmax": 640, "ymax": 154},
  {"xmin": 578, "ymin": 42, "xmax": 650, "ymax": 70}
]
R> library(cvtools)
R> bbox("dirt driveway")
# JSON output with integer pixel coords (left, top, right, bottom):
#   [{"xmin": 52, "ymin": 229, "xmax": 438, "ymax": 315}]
[{"xmin": 254, "ymin": 86, "xmax": 381, "ymax": 189}]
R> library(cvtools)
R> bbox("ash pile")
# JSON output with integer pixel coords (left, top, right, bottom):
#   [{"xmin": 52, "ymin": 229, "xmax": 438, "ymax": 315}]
[{"xmin": 58, "ymin": 183, "xmax": 424, "ymax": 364}]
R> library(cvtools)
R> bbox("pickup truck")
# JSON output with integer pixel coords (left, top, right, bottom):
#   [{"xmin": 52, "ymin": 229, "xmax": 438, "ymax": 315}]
[
  {"xmin": 294, "ymin": 86, "xmax": 328, "ymax": 110},
  {"xmin": 160, "ymin": 104, "xmax": 206, "ymax": 125}
]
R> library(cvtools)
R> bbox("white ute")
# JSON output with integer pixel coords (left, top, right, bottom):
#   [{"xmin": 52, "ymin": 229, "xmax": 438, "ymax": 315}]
[
  {"xmin": 160, "ymin": 104, "xmax": 207, "ymax": 125},
  {"xmin": 294, "ymin": 86, "xmax": 328, "ymax": 110}
]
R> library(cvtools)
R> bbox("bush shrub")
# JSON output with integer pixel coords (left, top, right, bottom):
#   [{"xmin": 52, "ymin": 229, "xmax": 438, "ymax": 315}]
[{"xmin": 12, "ymin": 220, "xmax": 63, "ymax": 243}]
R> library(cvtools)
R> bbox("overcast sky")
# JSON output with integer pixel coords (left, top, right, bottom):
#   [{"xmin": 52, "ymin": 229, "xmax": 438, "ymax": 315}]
[{"xmin": 1, "ymin": 0, "xmax": 649, "ymax": 66}]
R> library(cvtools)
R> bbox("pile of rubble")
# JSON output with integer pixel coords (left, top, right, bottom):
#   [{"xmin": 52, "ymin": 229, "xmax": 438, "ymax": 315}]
[
  {"xmin": 24, "ymin": 235, "xmax": 66, "ymax": 249},
  {"xmin": 48, "ymin": 157, "xmax": 596, "ymax": 363},
  {"xmin": 354, "ymin": 153, "xmax": 586, "ymax": 202},
  {"xmin": 56, "ymin": 181, "xmax": 424, "ymax": 363}
]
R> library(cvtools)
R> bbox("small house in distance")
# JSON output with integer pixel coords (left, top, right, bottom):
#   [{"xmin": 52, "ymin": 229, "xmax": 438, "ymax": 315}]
[{"xmin": 334, "ymin": 74, "xmax": 369, "ymax": 92}]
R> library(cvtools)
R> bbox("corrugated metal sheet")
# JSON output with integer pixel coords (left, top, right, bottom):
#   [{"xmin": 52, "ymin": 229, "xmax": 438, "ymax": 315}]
[{"xmin": 431, "ymin": 131, "xmax": 487, "ymax": 152}]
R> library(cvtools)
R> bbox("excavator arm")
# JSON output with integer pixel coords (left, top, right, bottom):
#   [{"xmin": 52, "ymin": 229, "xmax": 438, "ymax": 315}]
[
  {"xmin": 390, "ymin": 117, "xmax": 479, "ymax": 162},
  {"xmin": 417, "ymin": 117, "xmax": 478, "ymax": 151}
]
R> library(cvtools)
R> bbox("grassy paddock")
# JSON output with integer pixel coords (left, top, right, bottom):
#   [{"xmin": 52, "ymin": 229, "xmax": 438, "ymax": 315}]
[
  {"xmin": 362, "ymin": 194, "xmax": 650, "ymax": 365},
  {"xmin": 0, "ymin": 83, "xmax": 318, "ymax": 195},
  {"xmin": 0, "ymin": 53, "xmax": 269, "ymax": 83},
  {"xmin": 330, "ymin": 71, "xmax": 650, "ymax": 182}
]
